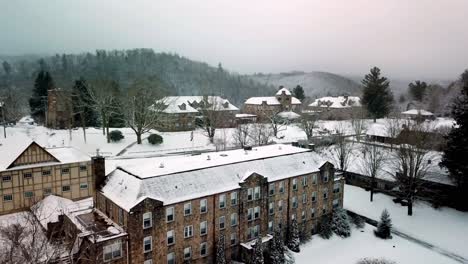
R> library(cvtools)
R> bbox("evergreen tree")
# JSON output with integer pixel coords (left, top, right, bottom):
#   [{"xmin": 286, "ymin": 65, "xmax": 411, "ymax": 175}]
[
  {"xmin": 29, "ymin": 70, "xmax": 54, "ymax": 123},
  {"xmin": 374, "ymin": 209, "xmax": 392, "ymax": 239},
  {"xmin": 441, "ymin": 70, "xmax": 468, "ymax": 211},
  {"xmin": 215, "ymin": 234, "xmax": 226, "ymax": 264},
  {"xmin": 408, "ymin": 80, "xmax": 427, "ymax": 101},
  {"xmin": 331, "ymin": 208, "xmax": 351, "ymax": 237},
  {"xmin": 252, "ymin": 237, "xmax": 264, "ymax": 264},
  {"xmin": 361, "ymin": 67, "xmax": 393, "ymax": 122},
  {"xmin": 72, "ymin": 78, "xmax": 99, "ymax": 127},
  {"xmin": 269, "ymin": 229, "xmax": 285, "ymax": 264},
  {"xmin": 293, "ymin": 85, "xmax": 305, "ymax": 101},
  {"xmin": 318, "ymin": 215, "xmax": 333, "ymax": 239},
  {"xmin": 287, "ymin": 219, "xmax": 300, "ymax": 252}
]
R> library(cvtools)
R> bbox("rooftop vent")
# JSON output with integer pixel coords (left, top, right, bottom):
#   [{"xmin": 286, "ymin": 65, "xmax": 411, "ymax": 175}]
[
  {"xmin": 243, "ymin": 145, "xmax": 252, "ymax": 151},
  {"xmin": 207, "ymin": 155, "xmax": 211, "ymax": 161},
  {"xmin": 159, "ymin": 163, "xmax": 165, "ymax": 168},
  {"xmin": 220, "ymin": 154, "xmax": 228, "ymax": 157}
]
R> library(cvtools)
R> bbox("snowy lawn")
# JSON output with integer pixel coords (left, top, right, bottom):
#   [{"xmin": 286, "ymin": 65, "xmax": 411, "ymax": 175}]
[
  {"xmin": 294, "ymin": 224, "xmax": 458, "ymax": 264},
  {"xmin": 344, "ymin": 184, "xmax": 468, "ymax": 259}
]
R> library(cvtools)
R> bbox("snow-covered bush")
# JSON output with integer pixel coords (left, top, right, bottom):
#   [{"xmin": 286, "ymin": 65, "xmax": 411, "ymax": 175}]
[
  {"xmin": 299, "ymin": 224, "xmax": 312, "ymax": 244},
  {"xmin": 251, "ymin": 237, "xmax": 264, "ymax": 264},
  {"xmin": 269, "ymin": 229, "xmax": 285, "ymax": 264},
  {"xmin": 374, "ymin": 209, "xmax": 392, "ymax": 239},
  {"xmin": 109, "ymin": 130, "xmax": 124, "ymax": 142},
  {"xmin": 357, "ymin": 257, "xmax": 396, "ymax": 264},
  {"xmin": 285, "ymin": 248, "xmax": 296, "ymax": 264},
  {"xmin": 287, "ymin": 219, "xmax": 300, "ymax": 252},
  {"xmin": 331, "ymin": 208, "xmax": 351, "ymax": 237},
  {"xmin": 148, "ymin": 133, "xmax": 163, "ymax": 145},
  {"xmin": 318, "ymin": 216, "xmax": 333, "ymax": 239},
  {"xmin": 351, "ymin": 214, "xmax": 365, "ymax": 229}
]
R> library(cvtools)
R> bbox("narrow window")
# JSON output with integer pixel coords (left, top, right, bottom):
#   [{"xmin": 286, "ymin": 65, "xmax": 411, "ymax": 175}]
[
  {"xmin": 200, "ymin": 221, "xmax": 207, "ymax": 236},
  {"xmin": 231, "ymin": 213, "xmax": 238, "ymax": 226},
  {"xmin": 167, "ymin": 252, "xmax": 175, "ymax": 264},
  {"xmin": 143, "ymin": 236, "xmax": 152, "ymax": 253},
  {"xmin": 269, "ymin": 202, "xmax": 274, "ymax": 215},
  {"xmin": 279, "ymin": 181, "xmax": 285, "ymax": 193},
  {"xmin": 269, "ymin": 183, "xmax": 275, "ymax": 196},
  {"xmin": 231, "ymin": 192, "xmax": 238, "ymax": 206},
  {"xmin": 200, "ymin": 199, "xmax": 207, "ymax": 213},
  {"xmin": 166, "ymin": 207, "xmax": 174, "ymax": 222},
  {"xmin": 200, "ymin": 242, "xmax": 208, "ymax": 257},
  {"xmin": 219, "ymin": 194, "xmax": 226, "ymax": 209},
  {"xmin": 254, "ymin": 186, "xmax": 261, "ymax": 200},
  {"xmin": 167, "ymin": 230, "xmax": 175, "ymax": 245},
  {"xmin": 292, "ymin": 178, "xmax": 298, "ymax": 191},
  {"xmin": 184, "ymin": 225, "xmax": 193, "ymax": 238},
  {"xmin": 143, "ymin": 212, "xmax": 152, "ymax": 229},
  {"xmin": 62, "ymin": 185, "xmax": 70, "ymax": 192},
  {"xmin": 184, "ymin": 247, "xmax": 192, "ymax": 260},
  {"xmin": 219, "ymin": 216, "xmax": 225, "ymax": 230},
  {"xmin": 184, "ymin": 202, "xmax": 192, "ymax": 216},
  {"xmin": 278, "ymin": 200, "xmax": 283, "ymax": 211},
  {"xmin": 247, "ymin": 188, "xmax": 253, "ymax": 201}
]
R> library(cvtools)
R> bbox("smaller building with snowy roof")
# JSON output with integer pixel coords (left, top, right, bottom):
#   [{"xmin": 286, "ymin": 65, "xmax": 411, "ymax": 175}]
[
  {"xmin": 243, "ymin": 86, "xmax": 302, "ymax": 121},
  {"xmin": 308, "ymin": 95, "xmax": 362, "ymax": 120},
  {"xmin": 401, "ymin": 109, "xmax": 435, "ymax": 121}
]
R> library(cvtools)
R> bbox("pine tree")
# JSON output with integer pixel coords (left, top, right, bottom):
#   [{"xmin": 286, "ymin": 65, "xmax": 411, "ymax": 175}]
[
  {"xmin": 252, "ymin": 237, "xmax": 264, "ymax": 264},
  {"xmin": 293, "ymin": 85, "xmax": 305, "ymax": 101},
  {"xmin": 72, "ymin": 78, "xmax": 98, "ymax": 127},
  {"xmin": 408, "ymin": 80, "xmax": 427, "ymax": 101},
  {"xmin": 441, "ymin": 70, "xmax": 468, "ymax": 211},
  {"xmin": 331, "ymin": 208, "xmax": 351, "ymax": 238},
  {"xmin": 318, "ymin": 215, "xmax": 333, "ymax": 239},
  {"xmin": 215, "ymin": 234, "xmax": 226, "ymax": 264},
  {"xmin": 287, "ymin": 219, "xmax": 300, "ymax": 252},
  {"xmin": 374, "ymin": 209, "xmax": 392, "ymax": 239},
  {"xmin": 269, "ymin": 229, "xmax": 285, "ymax": 264},
  {"xmin": 29, "ymin": 70, "xmax": 54, "ymax": 123},
  {"xmin": 361, "ymin": 67, "xmax": 393, "ymax": 122}
]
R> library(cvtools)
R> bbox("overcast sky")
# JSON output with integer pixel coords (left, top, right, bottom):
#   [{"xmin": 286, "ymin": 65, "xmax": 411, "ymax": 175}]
[{"xmin": 1, "ymin": 0, "xmax": 467, "ymax": 80}]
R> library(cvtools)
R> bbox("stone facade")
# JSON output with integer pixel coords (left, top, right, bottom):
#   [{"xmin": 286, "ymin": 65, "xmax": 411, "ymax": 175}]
[
  {"xmin": 243, "ymin": 88, "xmax": 302, "ymax": 122},
  {"xmin": 47, "ymin": 88, "xmax": 71, "ymax": 129}
]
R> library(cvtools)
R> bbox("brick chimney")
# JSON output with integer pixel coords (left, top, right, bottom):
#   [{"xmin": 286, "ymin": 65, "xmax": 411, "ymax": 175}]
[{"xmin": 92, "ymin": 155, "xmax": 106, "ymax": 190}]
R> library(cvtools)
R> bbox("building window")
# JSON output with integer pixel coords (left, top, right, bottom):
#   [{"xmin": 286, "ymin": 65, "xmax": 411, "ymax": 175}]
[
  {"xmin": 61, "ymin": 168, "xmax": 70, "ymax": 174},
  {"xmin": 200, "ymin": 221, "xmax": 207, "ymax": 236},
  {"xmin": 184, "ymin": 225, "xmax": 193, "ymax": 238},
  {"xmin": 143, "ymin": 236, "xmax": 152, "ymax": 253},
  {"xmin": 322, "ymin": 205, "xmax": 328, "ymax": 215},
  {"xmin": 311, "ymin": 208, "xmax": 316, "ymax": 218},
  {"xmin": 247, "ymin": 208, "xmax": 254, "ymax": 221},
  {"xmin": 144, "ymin": 259, "xmax": 153, "ymax": 264},
  {"xmin": 302, "ymin": 176, "xmax": 308, "ymax": 186},
  {"xmin": 268, "ymin": 221, "xmax": 274, "ymax": 233},
  {"xmin": 333, "ymin": 183, "xmax": 341, "ymax": 193},
  {"xmin": 279, "ymin": 181, "xmax": 285, "ymax": 193},
  {"xmin": 24, "ymin": 172, "xmax": 33, "ymax": 179},
  {"xmin": 231, "ymin": 192, "xmax": 238, "ymax": 206},
  {"xmin": 292, "ymin": 196, "xmax": 297, "ymax": 208},
  {"xmin": 24, "ymin": 191, "xmax": 34, "ymax": 198},
  {"xmin": 167, "ymin": 252, "xmax": 175, "ymax": 264},
  {"xmin": 231, "ymin": 213, "xmax": 238, "ymax": 226},
  {"xmin": 62, "ymin": 185, "xmax": 70, "ymax": 192},
  {"xmin": 323, "ymin": 170, "xmax": 329, "ymax": 182},
  {"xmin": 219, "ymin": 216, "xmax": 225, "ymax": 230},
  {"xmin": 2, "ymin": 175, "xmax": 11, "ymax": 182},
  {"xmin": 269, "ymin": 183, "xmax": 275, "ymax": 196},
  {"xmin": 166, "ymin": 207, "xmax": 174, "ymax": 222},
  {"xmin": 103, "ymin": 241, "xmax": 122, "ymax": 262},
  {"xmin": 184, "ymin": 247, "xmax": 192, "ymax": 260},
  {"xmin": 167, "ymin": 230, "xmax": 175, "ymax": 245},
  {"xmin": 333, "ymin": 198, "xmax": 340, "ymax": 208},
  {"xmin": 254, "ymin": 186, "xmax": 261, "ymax": 200},
  {"xmin": 184, "ymin": 202, "xmax": 192, "ymax": 216},
  {"xmin": 301, "ymin": 210, "xmax": 306, "ymax": 221},
  {"xmin": 44, "ymin": 188, "xmax": 52, "ymax": 196},
  {"xmin": 323, "ymin": 188, "xmax": 329, "ymax": 200},
  {"xmin": 230, "ymin": 233, "xmax": 237, "ymax": 246},
  {"xmin": 80, "ymin": 183, "xmax": 88, "ymax": 189},
  {"xmin": 79, "ymin": 165, "xmax": 87, "ymax": 171},
  {"xmin": 302, "ymin": 193, "xmax": 307, "ymax": 204},
  {"xmin": 269, "ymin": 202, "xmax": 274, "ymax": 215},
  {"xmin": 200, "ymin": 242, "xmax": 208, "ymax": 257},
  {"xmin": 3, "ymin": 194, "xmax": 13, "ymax": 202},
  {"xmin": 247, "ymin": 188, "xmax": 253, "ymax": 201},
  {"xmin": 254, "ymin": 206, "xmax": 260, "ymax": 219},
  {"xmin": 248, "ymin": 225, "xmax": 260, "ymax": 240},
  {"xmin": 200, "ymin": 199, "xmax": 207, "ymax": 213},
  {"xmin": 291, "ymin": 214, "xmax": 296, "ymax": 220},
  {"xmin": 292, "ymin": 178, "xmax": 298, "ymax": 191},
  {"xmin": 312, "ymin": 191, "xmax": 317, "ymax": 202},
  {"xmin": 143, "ymin": 212, "xmax": 152, "ymax": 229},
  {"xmin": 312, "ymin": 174, "xmax": 318, "ymax": 185},
  {"xmin": 41, "ymin": 170, "xmax": 51, "ymax": 176},
  {"xmin": 219, "ymin": 194, "xmax": 226, "ymax": 209}
]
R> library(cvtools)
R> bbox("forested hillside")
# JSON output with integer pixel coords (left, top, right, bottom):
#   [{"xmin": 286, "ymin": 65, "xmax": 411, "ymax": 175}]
[{"xmin": 0, "ymin": 49, "xmax": 274, "ymax": 106}]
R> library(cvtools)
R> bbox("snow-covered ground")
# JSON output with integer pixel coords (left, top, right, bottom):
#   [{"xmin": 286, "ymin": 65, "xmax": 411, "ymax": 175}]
[
  {"xmin": 344, "ymin": 184, "xmax": 468, "ymax": 260},
  {"xmin": 294, "ymin": 224, "xmax": 458, "ymax": 264}
]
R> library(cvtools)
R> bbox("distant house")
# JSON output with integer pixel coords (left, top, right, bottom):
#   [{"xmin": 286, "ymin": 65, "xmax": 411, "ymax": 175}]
[
  {"xmin": 243, "ymin": 87, "xmax": 302, "ymax": 121},
  {"xmin": 157, "ymin": 96, "xmax": 239, "ymax": 131},
  {"xmin": 308, "ymin": 95, "xmax": 361, "ymax": 120},
  {"xmin": 401, "ymin": 109, "xmax": 435, "ymax": 121}
]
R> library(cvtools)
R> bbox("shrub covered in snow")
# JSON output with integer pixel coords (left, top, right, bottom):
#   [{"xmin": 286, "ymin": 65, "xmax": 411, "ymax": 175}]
[
  {"xmin": 251, "ymin": 237, "xmax": 264, "ymax": 264},
  {"xmin": 318, "ymin": 215, "xmax": 333, "ymax": 239},
  {"xmin": 285, "ymin": 248, "xmax": 296, "ymax": 264},
  {"xmin": 356, "ymin": 258, "xmax": 396, "ymax": 264},
  {"xmin": 351, "ymin": 214, "xmax": 365, "ymax": 229},
  {"xmin": 148, "ymin": 133, "xmax": 163, "ymax": 145},
  {"xmin": 374, "ymin": 209, "xmax": 392, "ymax": 239},
  {"xmin": 287, "ymin": 219, "xmax": 300, "ymax": 252},
  {"xmin": 331, "ymin": 208, "xmax": 351, "ymax": 237},
  {"xmin": 109, "ymin": 130, "xmax": 124, "ymax": 142},
  {"xmin": 269, "ymin": 229, "xmax": 285, "ymax": 264}
]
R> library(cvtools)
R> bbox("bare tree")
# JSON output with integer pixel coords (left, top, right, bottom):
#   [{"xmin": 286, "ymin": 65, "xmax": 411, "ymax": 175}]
[
  {"xmin": 391, "ymin": 122, "xmax": 434, "ymax": 216},
  {"xmin": 122, "ymin": 78, "xmax": 167, "ymax": 144},
  {"xmin": 262, "ymin": 109, "xmax": 287, "ymax": 138},
  {"xmin": 232, "ymin": 123, "xmax": 251, "ymax": 148},
  {"xmin": 0, "ymin": 87, "xmax": 27, "ymax": 138},
  {"xmin": 351, "ymin": 108, "xmax": 367, "ymax": 142},
  {"xmin": 360, "ymin": 143, "xmax": 385, "ymax": 202},
  {"xmin": 197, "ymin": 96, "xmax": 225, "ymax": 143},
  {"xmin": 250, "ymin": 123, "xmax": 273, "ymax": 146},
  {"xmin": 298, "ymin": 114, "xmax": 317, "ymax": 142},
  {"xmin": 384, "ymin": 117, "xmax": 403, "ymax": 149},
  {"xmin": 331, "ymin": 124, "xmax": 354, "ymax": 172}
]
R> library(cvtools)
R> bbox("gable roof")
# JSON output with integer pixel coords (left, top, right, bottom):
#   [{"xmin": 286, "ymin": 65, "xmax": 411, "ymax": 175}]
[
  {"xmin": 402, "ymin": 109, "xmax": 434, "ymax": 116},
  {"xmin": 102, "ymin": 144, "xmax": 329, "ymax": 211},
  {"xmin": 276, "ymin": 87, "xmax": 292, "ymax": 96},
  {"xmin": 160, "ymin": 96, "xmax": 239, "ymax": 114}
]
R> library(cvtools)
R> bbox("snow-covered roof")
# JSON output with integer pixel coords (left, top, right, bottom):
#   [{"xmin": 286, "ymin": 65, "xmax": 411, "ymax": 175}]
[
  {"xmin": 235, "ymin": 113, "xmax": 257, "ymax": 118},
  {"xmin": 240, "ymin": 234, "xmax": 273, "ymax": 250},
  {"xmin": 102, "ymin": 144, "xmax": 330, "ymax": 211},
  {"xmin": 244, "ymin": 96, "xmax": 301, "ymax": 105},
  {"xmin": 0, "ymin": 136, "xmax": 34, "ymax": 170},
  {"xmin": 278, "ymin": 111, "xmax": 301, "ymax": 120},
  {"xmin": 160, "ymin": 96, "xmax": 239, "ymax": 114},
  {"xmin": 365, "ymin": 123, "xmax": 391, "ymax": 138},
  {"xmin": 309, "ymin": 96, "xmax": 361, "ymax": 108},
  {"xmin": 402, "ymin": 109, "xmax": 434, "ymax": 116},
  {"xmin": 276, "ymin": 87, "xmax": 292, "ymax": 96}
]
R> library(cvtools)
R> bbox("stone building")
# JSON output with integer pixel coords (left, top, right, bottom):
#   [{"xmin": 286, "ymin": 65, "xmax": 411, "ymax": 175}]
[
  {"xmin": 243, "ymin": 87, "xmax": 302, "ymax": 121},
  {"xmin": 0, "ymin": 138, "xmax": 94, "ymax": 215},
  {"xmin": 307, "ymin": 95, "xmax": 362, "ymax": 120},
  {"xmin": 96, "ymin": 144, "xmax": 344, "ymax": 264},
  {"xmin": 47, "ymin": 88, "xmax": 71, "ymax": 129},
  {"xmin": 156, "ymin": 96, "xmax": 239, "ymax": 131}
]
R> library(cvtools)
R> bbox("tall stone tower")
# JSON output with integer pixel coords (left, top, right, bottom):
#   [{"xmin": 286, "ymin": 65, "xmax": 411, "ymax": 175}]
[
  {"xmin": 47, "ymin": 88, "xmax": 70, "ymax": 129},
  {"xmin": 275, "ymin": 86, "xmax": 293, "ymax": 111}
]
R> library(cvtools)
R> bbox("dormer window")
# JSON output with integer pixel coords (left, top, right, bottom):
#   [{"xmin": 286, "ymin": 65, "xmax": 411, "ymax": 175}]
[
  {"xmin": 223, "ymin": 101, "xmax": 229, "ymax": 108},
  {"xmin": 179, "ymin": 103, "xmax": 186, "ymax": 110}
]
